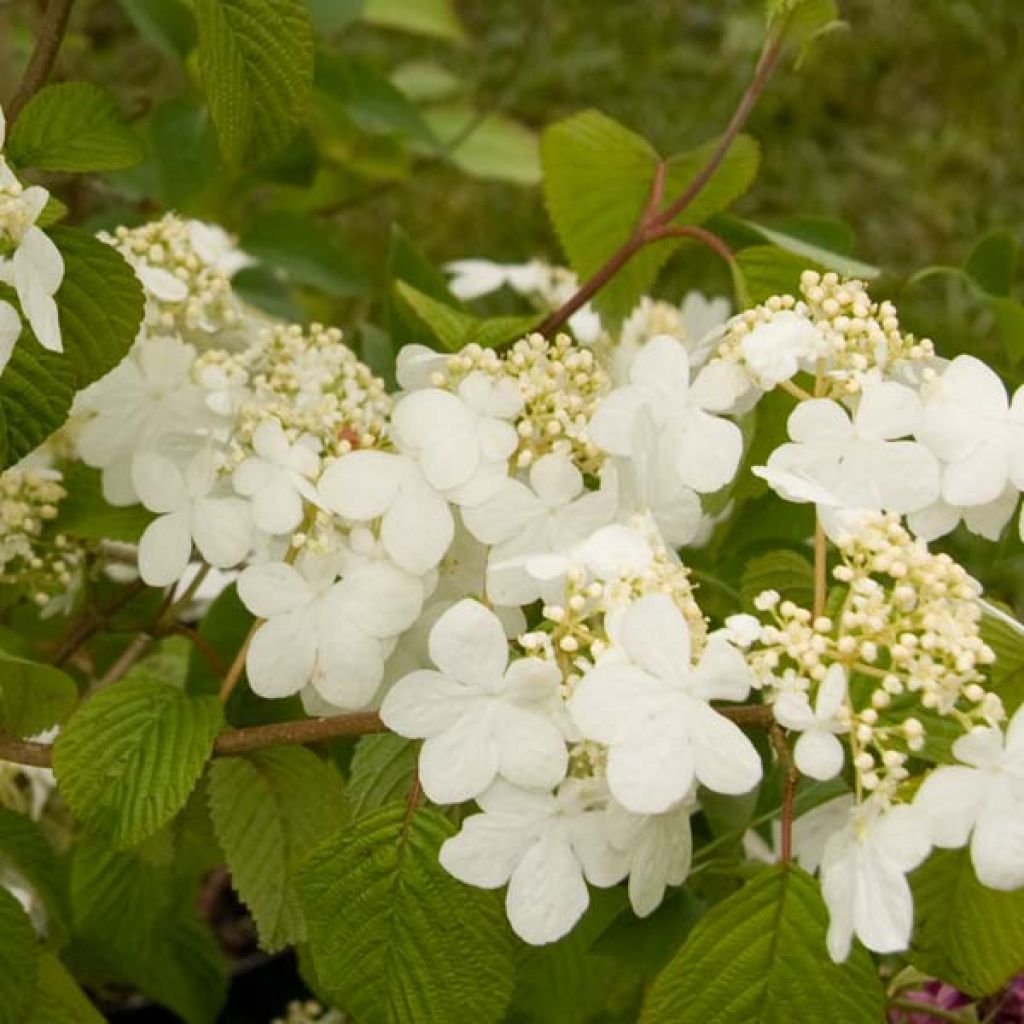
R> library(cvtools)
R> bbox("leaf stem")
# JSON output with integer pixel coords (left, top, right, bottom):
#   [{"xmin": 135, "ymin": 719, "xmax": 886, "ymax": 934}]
[
  {"xmin": 7, "ymin": 0, "xmax": 75, "ymax": 125},
  {"xmin": 217, "ymin": 619, "xmax": 257, "ymax": 703}
]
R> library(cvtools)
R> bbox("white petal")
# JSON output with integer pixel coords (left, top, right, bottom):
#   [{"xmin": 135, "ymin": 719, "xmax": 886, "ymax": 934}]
[
  {"xmin": 788, "ymin": 399, "xmax": 852, "ymax": 444},
  {"xmin": 530, "ymin": 454, "xmax": 582, "ymax": 507},
  {"xmin": 690, "ymin": 633, "xmax": 753, "ymax": 702},
  {"xmin": 236, "ymin": 562, "xmax": 312, "ymax": 617},
  {"xmin": 589, "ymin": 387, "xmax": 647, "ymax": 456},
  {"xmin": 606, "ymin": 720, "xmax": 694, "ymax": 814},
  {"xmin": 773, "ymin": 692, "xmax": 817, "ymax": 731},
  {"xmin": 439, "ymin": 812, "xmax": 535, "ymax": 888},
  {"xmin": 318, "ymin": 450, "xmax": 405, "ymax": 520},
  {"xmin": 568, "ymin": 663, "xmax": 665, "ymax": 746},
  {"xmin": 854, "ymin": 381, "xmax": 923, "ymax": 441},
  {"xmin": 418, "ymin": 708, "xmax": 500, "ymax": 803},
  {"xmin": 852, "ymin": 856, "xmax": 914, "ymax": 955},
  {"xmin": 381, "ymin": 472, "xmax": 454, "ymax": 575},
  {"xmin": 246, "ymin": 613, "xmax": 315, "ymax": 697},
  {"xmin": 671, "ymin": 411, "xmax": 742, "ymax": 494},
  {"xmin": 379, "ymin": 669, "xmax": 474, "ymax": 737},
  {"xmin": 914, "ymin": 765, "xmax": 985, "ymax": 848},
  {"xmin": 313, "ymin": 621, "xmax": 384, "ymax": 710},
  {"xmin": 137, "ymin": 511, "xmax": 192, "ymax": 586},
  {"xmin": 341, "ymin": 564, "xmax": 423, "ymax": 638},
  {"xmin": 506, "ymin": 829, "xmax": 589, "ymax": 945},
  {"xmin": 132, "ymin": 451, "xmax": 187, "ymax": 514},
  {"xmin": 493, "ymin": 704, "xmax": 568, "ymax": 790},
  {"xmin": 137, "ymin": 263, "xmax": 188, "ymax": 301},
  {"xmin": 461, "ymin": 479, "xmax": 540, "ymax": 545},
  {"xmin": 942, "ymin": 443, "xmax": 1011, "ymax": 507},
  {"xmin": 793, "ymin": 730, "xmax": 845, "ymax": 780},
  {"xmin": 0, "ymin": 300, "xmax": 21, "ymax": 373},
  {"xmin": 689, "ymin": 704, "xmax": 763, "ymax": 795},
  {"xmin": 619, "ymin": 594, "xmax": 691, "ymax": 685},
  {"xmin": 191, "ymin": 497, "xmax": 251, "ymax": 568},
  {"xmin": 972, "ymin": 785, "xmax": 1024, "ymax": 890},
  {"xmin": 428, "ymin": 599, "xmax": 507, "ymax": 688}
]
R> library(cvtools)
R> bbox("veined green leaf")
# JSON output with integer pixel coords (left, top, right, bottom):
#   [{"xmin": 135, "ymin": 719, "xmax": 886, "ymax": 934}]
[
  {"xmin": 0, "ymin": 655, "xmax": 77, "ymax": 739},
  {"xmin": 0, "ymin": 887, "xmax": 38, "ymax": 1024}
]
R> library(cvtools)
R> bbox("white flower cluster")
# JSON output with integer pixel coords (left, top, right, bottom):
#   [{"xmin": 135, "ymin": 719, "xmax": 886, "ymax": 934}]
[
  {"xmin": 0, "ymin": 106, "xmax": 64, "ymax": 370},
  {"xmin": 30, "ymin": 231, "xmax": 1024, "ymax": 964}
]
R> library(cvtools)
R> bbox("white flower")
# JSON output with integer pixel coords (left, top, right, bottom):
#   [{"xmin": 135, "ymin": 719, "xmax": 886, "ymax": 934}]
[
  {"xmin": 238, "ymin": 552, "xmax": 422, "ymax": 708},
  {"xmin": 439, "ymin": 779, "xmax": 628, "ymax": 945},
  {"xmin": 908, "ymin": 486, "xmax": 1019, "ymax": 543},
  {"xmin": 0, "ymin": 117, "xmax": 63, "ymax": 355},
  {"xmin": 462, "ymin": 453, "xmax": 614, "ymax": 604},
  {"xmin": 318, "ymin": 450, "xmax": 453, "ymax": 575},
  {"xmin": 605, "ymin": 796, "xmax": 695, "ymax": 917},
  {"xmin": 133, "ymin": 447, "xmax": 251, "ymax": 586},
  {"xmin": 773, "ymin": 663, "xmax": 849, "ymax": 781},
  {"xmin": 724, "ymin": 613, "xmax": 762, "ymax": 649},
  {"xmin": 820, "ymin": 799, "xmax": 931, "ymax": 962},
  {"xmin": 680, "ymin": 291, "xmax": 732, "ymax": 367},
  {"xmin": 0, "ymin": 299, "xmax": 22, "ymax": 375},
  {"xmin": 233, "ymin": 419, "xmax": 320, "ymax": 535},
  {"xmin": 914, "ymin": 715, "xmax": 1024, "ymax": 890},
  {"xmin": 589, "ymin": 334, "xmax": 743, "ymax": 494},
  {"xmin": 569, "ymin": 594, "xmax": 761, "ymax": 813},
  {"xmin": 916, "ymin": 354, "xmax": 1024, "ymax": 507},
  {"xmin": 757, "ymin": 381, "xmax": 940, "ymax": 514},
  {"xmin": 445, "ymin": 259, "xmax": 547, "ymax": 301},
  {"xmin": 740, "ymin": 310, "xmax": 824, "ymax": 386},
  {"xmin": 380, "ymin": 599, "xmax": 567, "ymax": 803},
  {"xmin": 187, "ymin": 220, "xmax": 251, "ymax": 277},
  {"xmin": 395, "ymin": 344, "xmax": 447, "ymax": 391},
  {"xmin": 391, "ymin": 373, "xmax": 522, "ymax": 503},
  {"xmin": 76, "ymin": 335, "xmax": 216, "ymax": 504},
  {"xmin": 742, "ymin": 793, "xmax": 856, "ymax": 873}
]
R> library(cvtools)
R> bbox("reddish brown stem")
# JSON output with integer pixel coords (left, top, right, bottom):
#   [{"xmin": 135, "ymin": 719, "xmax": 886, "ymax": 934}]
[
  {"xmin": 772, "ymin": 724, "xmax": 797, "ymax": 863},
  {"xmin": 8, "ymin": 0, "xmax": 75, "ymax": 124},
  {"xmin": 651, "ymin": 224, "xmax": 735, "ymax": 265}
]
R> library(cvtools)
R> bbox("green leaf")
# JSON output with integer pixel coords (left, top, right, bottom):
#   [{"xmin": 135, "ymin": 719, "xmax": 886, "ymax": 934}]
[
  {"xmin": 0, "ymin": 887, "xmax": 38, "ymax": 1024},
  {"xmin": 7, "ymin": 83, "xmax": 145, "ymax": 172},
  {"xmin": 362, "ymin": 0, "xmax": 466, "ymax": 43},
  {"xmin": 208, "ymin": 747, "xmax": 346, "ymax": 951},
  {"xmin": 308, "ymin": 0, "xmax": 366, "ymax": 31},
  {"xmin": 735, "ymin": 245, "xmax": 818, "ymax": 305},
  {"xmin": 386, "ymin": 225, "xmax": 458, "ymax": 350},
  {"xmin": 981, "ymin": 601, "xmax": 1024, "ymax": 713},
  {"xmin": 27, "ymin": 951, "xmax": 104, "ymax": 1024},
  {"xmin": 641, "ymin": 864, "xmax": 884, "ymax": 1023},
  {"xmin": 147, "ymin": 98, "xmax": 221, "ymax": 211},
  {"xmin": 542, "ymin": 110, "xmax": 759, "ymax": 323},
  {"xmin": 194, "ymin": 0, "xmax": 315, "ymax": 168},
  {"xmin": 0, "ymin": 227, "xmax": 144, "ymax": 470},
  {"xmin": 53, "ymin": 678, "xmax": 223, "ymax": 848},
  {"xmin": 735, "ymin": 219, "xmax": 879, "ymax": 279},
  {"xmin": 344, "ymin": 733, "xmax": 417, "ymax": 821},
  {"xmin": 396, "ymin": 281, "xmax": 539, "ymax": 351},
  {"xmin": 117, "ymin": 0, "xmax": 196, "ymax": 58},
  {"xmin": 964, "ymin": 228, "xmax": 1018, "ymax": 296},
  {"xmin": 421, "ymin": 106, "xmax": 541, "ymax": 185},
  {"xmin": 240, "ymin": 210, "xmax": 370, "ymax": 297},
  {"xmin": 740, "ymin": 549, "xmax": 815, "ymax": 612},
  {"xmin": 298, "ymin": 803, "xmax": 516, "ymax": 1023},
  {"xmin": 0, "ymin": 809, "xmax": 69, "ymax": 942},
  {"xmin": 68, "ymin": 841, "xmax": 226, "ymax": 1024},
  {"xmin": 991, "ymin": 296, "xmax": 1024, "ymax": 367},
  {"xmin": 53, "ymin": 463, "xmax": 152, "ymax": 544},
  {"xmin": 911, "ymin": 848, "xmax": 1024, "ymax": 997},
  {"xmin": 0, "ymin": 654, "xmax": 77, "ymax": 739},
  {"xmin": 767, "ymin": 0, "xmax": 843, "ymax": 59}
]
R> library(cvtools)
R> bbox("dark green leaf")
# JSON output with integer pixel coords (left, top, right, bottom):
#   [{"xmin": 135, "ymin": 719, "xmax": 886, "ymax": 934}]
[
  {"xmin": 0, "ymin": 887, "xmax": 38, "ymax": 1024},
  {"xmin": 117, "ymin": 0, "xmax": 196, "ymax": 58},
  {"xmin": 965, "ymin": 229, "xmax": 1019, "ymax": 296},
  {"xmin": 0, "ymin": 654, "xmax": 77, "ymax": 738},
  {"xmin": 740, "ymin": 549, "xmax": 815, "ymax": 612},
  {"xmin": 343, "ymin": 733, "xmax": 417, "ymax": 821},
  {"xmin": 27, "ymin": 952, "xmax": 104, "ymax": 1024},
  {"xmin": 0, "ymin": 808, "xmax": 69, "ymax": 942},
  {"xmin": 53, "ymin": 464, "xmax": 152, "ymax": 544}
]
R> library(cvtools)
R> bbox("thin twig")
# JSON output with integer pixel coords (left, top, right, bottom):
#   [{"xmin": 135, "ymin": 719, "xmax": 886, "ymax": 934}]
[
  {"xmin": 95, "ymin": 634, "xmax": 152, "ymax": 689},
  {"xmin": 51, "ymin": 580, "xmax": 145, "ymax": 666},
  {"xmin": 813, "ymin": 519, "xmax": 828, "ymax": 619},
  {"xmin": 218, "ymin": 620, "xmax": 257, "ymax": 703},
  {"xmin": 8, "ymin": 0, "xmax": 75, "ymax": 124},
  {"xmin": 771, "ymin": 724, "xmax": 797, "ymax": 863}
]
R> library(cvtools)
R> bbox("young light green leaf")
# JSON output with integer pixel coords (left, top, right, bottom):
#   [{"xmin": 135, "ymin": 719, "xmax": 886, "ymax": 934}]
[
  {"xmin": 207, "ymin": 747, "xmax": 346, "ymax": 951},
  {"xmin": 6, "ymin": 83, "xmax": 145, "ymax": 173},
  {"xmin": 734, "ymin": 219, "xmax": 878, "ymax": 279},
  {"xmin": 396, "ymin": 281, "xmax": 539, "ymax": 351},
  {"xmin": 68, "ymin": 840, "xmax": 226, "ymax": 1024},
  {"xmin": 0, "ymin": 227, "xmax": 144, "ymax": 470},
  {"xmin": 362, "ymin": 0, "xmax": 466, "ymax": 43},
  {"xmin": 194, "ymin": 0, "xmax": 315, "ymax": 168},
  {"xmin": 421, "ymin": 106, "xmax": 541, "ymax": 185},
  {"xmin": 297, "ymin": 803, "xmax": 517, "ymax": 1024},
  {"xmin": 53, "ymin": 679, "xmax": 223, "ymax": 848},
  {"xmin": 641, "ymin": 864, "xmax": 884, "ymax": 1023},
  {"xmin": 343, "ymin": 733, "xmax": 417, "ymax": 821},
  {"xmin": 0, "ymin": 887, "xmax": 37, "ymax": 1024},
  {"xmin": 910, "ymin": 848, "xmax": 1024, "ymax": 997},
  {"xmin": 27, "ymin": 952, "xmax": 104, "ymax": 1024},
  {"xmin": 0, "ymin": 654, "xmax": 77, "ymax": 739}
]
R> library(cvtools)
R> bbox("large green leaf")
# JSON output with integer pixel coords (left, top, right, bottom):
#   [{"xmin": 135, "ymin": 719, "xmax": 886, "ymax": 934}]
[
  {"xmin": 0, "ymin": 227, "xmax": 144, "ymax": 470},
  {"xmin": 343, "ymin": 733, "xmax": 417, "ymax": 821},
  {"xmin": 641, "ymin": 865, "xmax": 884, "ymax": 1023},
  {"xmin": 53, "ymin": 678, "xmax": 223, "ymax": 848},
  {"xmin": 298, "ymin": 803, "xmax": 516, "ymax": 1023},
  {"xmin": 194, "ymin": 0, "xmax": 315, "ymax": 168},
  {"xmin": 207, "ymin": 746, "xmax": 346, "ymax": 951},
  {"xmin": 734, "ymin": 219, "xmax": 878, "ymax": 279},
  {"xmin": 541, "ymin": 109, "xmax": 759, "ymax": 323},
  {"xmin": 68, "ymin": 841, "xmax": 226, "ymax": 1024},
  {"xmin": 27, "ymin": 952, "xmax": 104, "ymax": 1024},
  {"xmin": 910, "ymin": 848, "xmax": 1024, "ymax": 997},
  {"xmin": 0, "ymin": 654, "xmax": 77, "ymax": 738},
  {"xmin": 0, "ymin": 809, "xmax": 69, "ymax": 942},
  {"xmin": 0, "ymin": 887, "xmax": 37, "ymax": 1024},
  {"xmin": 6, "ymin": 83, "xmax": 145, "ymax": 172}
]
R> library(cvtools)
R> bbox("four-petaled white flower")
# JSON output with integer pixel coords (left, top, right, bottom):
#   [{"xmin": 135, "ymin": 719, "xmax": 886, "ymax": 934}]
[
  {"xmin": 604, "ymin": 796, "xmax": 695, "ymax": 917},
  {"xmin": 381, "ymin": 599, "xmax": 567, "ymax": 802},
  {"xmin": 238, "ymin": 553, "xmax": 422, "ymax": 709},
  {"xmin": 916, "ymin": 354, "xmax": 1024, "ymax": 508},
  {"xmin": 439, "ymin": 779, "xmax": 628, "ymax": 945},
  {"xmin": 318, "ymin": 450, "xmax": 454, "ymax": 575},
  {"xmin": 773, "ymin": 663, "xmax": 849, "ymax": 781},
  {"xmin": 590, "ymin": 334, "xmax": 743, "ymax": 494},
  {"xmin": 740, "ymin": 310, "xmax": 824, "ymax": 387},
  {"xmin": 391, "ymin": 372, "xmax": 522, "ymax": 504},
  {"xmin": 462, "ymin": 453, "xmax": 615, "ymax": 604},
  {"xmin": 0, "ymin": 109, "xmax": 64, "ymax": 356},
  {"xmin": 569, "ymin": 594, "xmax": 761, "ymax": 813},
  {"xmin": 757, "ymin": 381, "xmax": 940, "ymax": 514},
  {"xmin": 914, "ymin": 714, "xmax": 1024, "ymax": 890},
  {"xmin": 233, "ymin": 419, "xmax": 320, "ymax": 535},
  {"xmin": 819, "ymin": 799, "xmax": 931, "ymax": 962}
]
